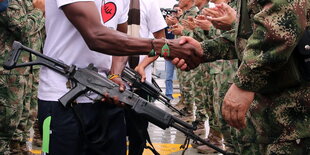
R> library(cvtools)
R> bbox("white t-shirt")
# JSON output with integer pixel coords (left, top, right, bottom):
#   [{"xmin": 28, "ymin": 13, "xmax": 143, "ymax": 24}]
[
  {"xmin": 38, "ymin": 0, "xmax": 129, "ymax": 102},
  {"xmin": 136, "ymin": 0, "xmax": 167, "ymax": 83}
]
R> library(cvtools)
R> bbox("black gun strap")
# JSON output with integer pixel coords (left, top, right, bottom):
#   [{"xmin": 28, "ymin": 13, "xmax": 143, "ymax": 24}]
[
  {"xmin": 126, "ymin": 108, "xmax": 159, "ymax": 155},
  {"xmin": 145, "ymin": 132, "xmax": 160, "ymax": 155}
]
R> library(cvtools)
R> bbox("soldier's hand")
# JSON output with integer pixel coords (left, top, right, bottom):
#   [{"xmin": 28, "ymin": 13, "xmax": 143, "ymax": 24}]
[
  {"xmin": 33, "ymin": 0, "xmax": 45, "ymax": 13},
  {"xmin": 195, "ymin": 17, "xmax": 212, "ymax": 31},
  {"xmin": 205, "ymin": 3, "xmax": 236, "ymax": 30},
  {"xmin": 134, "ymin": 66, "xmax": 146, "ymax": 83},
  {"xmin": 202, "ymin": 7, "xmax": 224, "ymax": 18},
  {"xmin": 196, "ymin": 15, "xmax": 206, "ymax": 20},
  {"xmin": 166, "ymin": 15, "xmax": 178, "ymax": 26},
  {"xmin": 222, "ymin": 84, "xmax": 255, "ymax": 130},
  {"xmin": 167, "ymin": 36, "xmax": 203, "ymax": 70},
  {"xmin": 171, "ymin": 24, "xmax": 184, "ymax": 35},
  {"xmin": 182, "ymin": 18, "xmax": 197, "ymax": 30}
]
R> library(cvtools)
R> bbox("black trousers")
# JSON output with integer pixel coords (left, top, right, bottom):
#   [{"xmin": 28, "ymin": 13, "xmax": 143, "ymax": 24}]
[
  {"xmin": 125, "ymin": 109, "xmax": 148, "ymax": 155},
  {"xmin": 125, "ymin": 90, "xmax": 151, "ymax": 155},
  {"xmin": 38, "ymin": 99, "xmax": 126, "ymax": 155}
]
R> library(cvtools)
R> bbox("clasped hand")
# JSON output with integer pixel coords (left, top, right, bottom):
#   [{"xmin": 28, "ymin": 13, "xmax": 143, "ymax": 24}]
[{"xmin": 162, "ymin": 37, "xmax": 203, "ymax": 71}]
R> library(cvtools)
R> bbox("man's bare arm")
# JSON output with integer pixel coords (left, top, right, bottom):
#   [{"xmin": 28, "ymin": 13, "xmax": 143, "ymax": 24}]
[
  {"xmin": 136, "ymin": 29, "xmax": 166, "ymax": 68},
  {"xmin": 109, "ymin": 22, "xmax": 129, "ymax": 91},
  {"xmin": 61, "ymin": 2, "xmax": 152, "ymax": 56},
  {"xmin": 61, "ymin": 2, "xmax": 203, "ymax": 69},
  {"xmin": 111, "ymin": 22, "xmax": 129, "ymax": 75},
  {"xmin": 134, "ymin": 29, "xmax": 165, "ymax": 82}
]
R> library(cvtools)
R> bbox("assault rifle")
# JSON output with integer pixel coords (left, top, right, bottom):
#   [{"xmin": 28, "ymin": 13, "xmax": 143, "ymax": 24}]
[
  {"xmin": 3, "ymin": 41, "xmax": 229, "ymax": 155},
  {"xmin": 122, "ymin": 67, "xmax": 185, "ymax": 116}
]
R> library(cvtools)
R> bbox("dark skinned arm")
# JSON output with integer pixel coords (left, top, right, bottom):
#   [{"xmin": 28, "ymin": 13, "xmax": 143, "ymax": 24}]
[
  {"xmin": 134, "ymin": 29, "xmax": 165, "ymax": 82},
  {"xmin": 62, "ymin": 2, "xmax": 151, "ymax": 55},
  {"xmin": 61, "ymin": 2, "xmax": 203, "ymax": 69},
  {"xmin": 110, "ymin": 22, "xmax": 129, "ymax": 91}
]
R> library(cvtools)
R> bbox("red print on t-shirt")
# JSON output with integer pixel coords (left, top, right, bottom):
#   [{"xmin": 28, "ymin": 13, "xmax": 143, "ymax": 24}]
[{"xmin": 101, "ymin": 2, "xmax": 117, "ymax": 23}]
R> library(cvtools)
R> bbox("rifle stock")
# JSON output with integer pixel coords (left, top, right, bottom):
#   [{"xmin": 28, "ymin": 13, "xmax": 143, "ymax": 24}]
[{"xmin": 3, "ymin": 41, "xmax": 229, "ymax": 155}]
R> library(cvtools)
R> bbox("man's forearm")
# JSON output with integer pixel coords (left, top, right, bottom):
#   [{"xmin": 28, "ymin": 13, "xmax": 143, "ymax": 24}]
[
  {"xmin": 110, "ymin": 23, "xmax": 129, "ymax": 75},
  {"xmin": 61, "ymin": 2, "xmax": 202, "ymax": 70},
  {"xmin": 110, "ymin": 56, "xmax": 128, "ymax": 75},
  {"xmin": 62, "ymin": 2, "xmax": 166, "ymax": 56},
  {"xmin": 137, "ymin": 55, "xmax": 159, "ymax": 69}
]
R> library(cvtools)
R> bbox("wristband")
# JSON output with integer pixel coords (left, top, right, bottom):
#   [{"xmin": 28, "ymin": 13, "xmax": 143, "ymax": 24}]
[
  {"xmin": 161, "ymin": 39, "xmax": 170, "ymax": 57},
  {"xmin": 107, "ymin": 74, "xmax": 120, "ymax": 80},
  {"xmin": 148, "ymin": 39, "xmax": 156, "ymax": 57}
]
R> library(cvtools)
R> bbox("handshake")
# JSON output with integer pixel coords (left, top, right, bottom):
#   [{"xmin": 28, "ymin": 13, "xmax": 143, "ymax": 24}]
[{"xmin": 153, "ymin": 37, "xmax": 203, "ymax": 71}]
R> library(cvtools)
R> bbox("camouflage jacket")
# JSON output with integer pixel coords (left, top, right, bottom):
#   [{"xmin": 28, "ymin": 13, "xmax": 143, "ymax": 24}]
[
  {"xmin": 177, "ymin": 6, "xmax": 199, "ymax": 38},
  {"xmin": 201, "ymin": 0, "xmax": 310, "ymax": 93},
  {"xmin": 0, "ymin": 0, "xmax": 45, "ymax": 75},
  {"xmin": 192, "ymin": 3, "xmax": 209, "ymax": 42}
]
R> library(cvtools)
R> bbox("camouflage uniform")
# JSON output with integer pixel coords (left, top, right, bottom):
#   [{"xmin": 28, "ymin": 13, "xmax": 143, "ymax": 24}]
[
  {"xmin": 201, "ymin": 0, "xmax": 310, "ymax": 154},
  {"xmin": 212, "ymin": 59, "xmax": 238, "ymax": 151},
  {"xmin": 207, "ymin": 1, "xmax": 239, "ymax": 152},
  {"xmin": 0, "ymin": 0, "xmax": 44, "ymax": 154},
  {"xmin": 175, "ymin": 6, "xmax": 199, "ymax": 115},
  {"xmin": 191, "ymin": 3, "xmax": 214, "ymax": 126},
  {"xmin": 192, "ymin": 1, "xmax": 238, "ymax": 148}
]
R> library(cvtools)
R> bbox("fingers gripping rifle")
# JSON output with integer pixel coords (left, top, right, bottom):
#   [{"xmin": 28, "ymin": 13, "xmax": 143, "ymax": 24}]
[
  {"xmin": 3, "ymin": 41, "xmax": 229, "ymax": 155},
  {"xmin": 121, "ymin": 67, "xmax": 185, "ymax": 116}
]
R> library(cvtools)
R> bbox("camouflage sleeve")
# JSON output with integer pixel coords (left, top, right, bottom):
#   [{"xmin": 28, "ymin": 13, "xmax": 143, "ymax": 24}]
[
  {"xmin": 5, "ymin": 0, "xmax": 44, "ymax": 47},
  {"xmin": 188, "ymin": 7, "xmax": 198, "ymax": 17},
  {"xmin": 233, "ymin": 1, "xmax": 308, "ymax": 92},
  {"xmin": 201, "ymin": 29, "xmax": 237, "ymax": 62},
  {"xmin": 182, "ymin": 29, "xmax": 193, "ymax": 37},
  {"xmin": 181, "ymin": 7, "xmax": 198, "ymax": 38},
  {"xmin": 192, "ymin": 27, "xmax": 207, "ymax": 42}
]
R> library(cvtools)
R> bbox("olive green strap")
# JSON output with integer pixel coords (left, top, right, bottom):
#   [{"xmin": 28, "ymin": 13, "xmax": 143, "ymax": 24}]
[{"xmin": 42, "ymin": 116, "xmax": 51, "ymax": 153}]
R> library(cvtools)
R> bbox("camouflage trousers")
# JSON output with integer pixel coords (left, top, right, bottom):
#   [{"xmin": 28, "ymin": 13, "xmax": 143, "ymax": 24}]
[
  {"xmin": 176, "ymin": 69, "xmax": 194, "ymax": 112},
  {"xmin": 191, "ymin": 63, "xmax": 213, "ymax": 123},
  {"xmin": 212, "ymin": 60, "xmax": 239, "ymax": 151},
  {"xmin": 24, "ymin": 69, "xmax": 39, "ymax": 142},
  {"xmin": 191, "ymin": 61, "xmax": 237, "ymax": 128},
  {"xmin": 236, "ymin": 84, "xmax": 310, "ymax": 154},
  {"xmin": 0, "ymin": 72, "xmax": 37, "ymax": 155}
]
